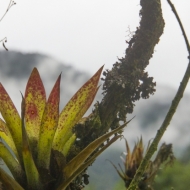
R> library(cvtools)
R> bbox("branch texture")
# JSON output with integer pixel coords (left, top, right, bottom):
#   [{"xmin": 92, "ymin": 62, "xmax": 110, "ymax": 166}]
[
  {"xmin": 67, "ymin": 0, "xmax": 165, "ymax": 189},
  {"xmin": 71, "ymin": 0, "xmax": 165, "ymax": 159},
  {"xmin": 128, "ymin": 1, "xmax": 190, "ymax": 189}
]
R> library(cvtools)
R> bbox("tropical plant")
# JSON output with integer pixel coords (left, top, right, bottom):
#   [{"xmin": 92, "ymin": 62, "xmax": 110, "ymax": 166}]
[
  {"xmin": 110, "ymin": 138, "xmax": 175, "ymax": 190},
  {"xmin": 0, "ymin": 67, "xmax": 131, "ymax": 190}
]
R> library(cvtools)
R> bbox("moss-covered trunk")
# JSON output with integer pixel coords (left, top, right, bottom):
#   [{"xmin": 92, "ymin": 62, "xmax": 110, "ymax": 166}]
[{"xmin": 69, "ymin": 0, "xmax": 164, "ymax": 189}]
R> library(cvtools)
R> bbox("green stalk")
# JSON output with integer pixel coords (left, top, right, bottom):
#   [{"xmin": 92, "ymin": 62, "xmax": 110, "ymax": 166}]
[{"xmin": 128, "ymin": 1, "xmax": 190, "ymax": 189}]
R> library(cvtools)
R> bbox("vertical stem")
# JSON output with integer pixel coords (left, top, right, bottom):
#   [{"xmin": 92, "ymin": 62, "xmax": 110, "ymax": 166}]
[
  {"xmin": 128, "ymin": 60, "xmax": 190, "ymax": 190},
  {"xmin": 128, "ymin": 1, "xmax": 190, "ymax": 189}
]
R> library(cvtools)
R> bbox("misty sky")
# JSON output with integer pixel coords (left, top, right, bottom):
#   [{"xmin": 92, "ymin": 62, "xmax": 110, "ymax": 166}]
[{"xmin": 0, "ymin": 0, "xmax": 190, "ymax": 92}]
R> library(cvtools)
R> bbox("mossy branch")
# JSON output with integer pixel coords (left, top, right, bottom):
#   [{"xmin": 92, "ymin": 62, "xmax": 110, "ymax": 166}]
[
  {"xmin": 127, "ymin": 1, "xmax": 190, "ymax": 189},
  {"xmin": 69, "ymin": 0, "xmax": 165, "ymax": 187},
  {"xmin": 70, "ymin": 0, "xmax": 165, "ymax": 165},
  {"xmin": 99, "ymin": 0, "xmax": 165, "ymax": 132}
]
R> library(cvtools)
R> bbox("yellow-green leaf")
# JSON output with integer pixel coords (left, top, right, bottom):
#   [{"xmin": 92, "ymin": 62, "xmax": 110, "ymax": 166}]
[
  {"xmin": 0, "ymin": 83, "xmax": 22, "ymax": 162},
  {"xmin": 57, "ymin": 135, "xmax": 121, "ymax": 190},
  {"xmin": 53, "ymin": 66, "xmax": 104, "ymax": 152},
  {"xmin": 62, "ymin": 133, "xmax": 76, "ymax": 156},
  {"xmin": 0, "ymin": 167, "xmax": 24, "ymax": 190},
  {"xmin": 64, "ymin": 119, "xmax": 132, "ymax": 179},
  {"xmin": 125, "ymin": 139, "xmax": 131, "ymax": 170},
  {"xmin": 21, "ymin": 95, "xmax": 42, "ymax": 189},
  {"xmin": 0, "ymin": 118, "xmax": 18, "ymax": 159},
  {"xmin": 0, "ymin": 141, "xmax": 25, "ymax": 186},
  {"xmin": 24, "ymin": 68, "xmax": 46, "ymax": 153},
  {"xmin": 37, "ymin": 74, "xmax": 61, "ymax": 169}
]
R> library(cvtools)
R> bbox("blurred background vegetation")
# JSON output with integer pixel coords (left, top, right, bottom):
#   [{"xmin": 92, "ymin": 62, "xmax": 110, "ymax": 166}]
[{"xmin": 84, "ymin": 145, "xmax": 190, "ymax": 190}]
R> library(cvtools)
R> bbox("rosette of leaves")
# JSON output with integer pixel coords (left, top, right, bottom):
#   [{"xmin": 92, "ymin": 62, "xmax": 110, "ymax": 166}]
[
  {"xmin": 0, "ymin": 67, "xmax": 129, "ymax": 190},
  {"xmin": 111, "ymin": 138, "xmax": 175, "ymax": 190}
]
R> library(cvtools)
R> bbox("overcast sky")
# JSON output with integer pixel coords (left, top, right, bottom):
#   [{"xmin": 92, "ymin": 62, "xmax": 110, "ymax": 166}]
[{"xmin": 0, "ymin": 0, "xmax": 190, "ymax": 93}]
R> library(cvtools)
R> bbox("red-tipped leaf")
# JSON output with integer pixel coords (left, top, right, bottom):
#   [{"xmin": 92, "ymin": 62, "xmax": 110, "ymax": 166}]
[
  {"xmin": 53, "ymin": 66, "xmax": 104, "ymax": 152},
  {"xmin": 0, "ymin": 83, "xmax": 22, "ymax": 161},
  {"xmin": 24, "ymin": 68, "xmax": 46, "ymax": 152},
  {"xmin": 37, "ymin": 74, "xmax": 61, "ymax": 169}
]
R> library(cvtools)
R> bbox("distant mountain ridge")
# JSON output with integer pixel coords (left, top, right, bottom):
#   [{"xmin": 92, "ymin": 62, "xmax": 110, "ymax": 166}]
[
  {"xmin": 0, "ymin": 50, "xmax": 190, "ymax": 149},
  {"xmin": 0, "ymin": 50, "xmax": 91, "ymax": 109}
]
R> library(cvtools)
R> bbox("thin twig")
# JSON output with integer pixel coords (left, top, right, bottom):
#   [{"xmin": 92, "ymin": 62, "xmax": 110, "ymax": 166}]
[
  {"xmin": 0, "ymin": 0, "xmax": 16, "ymax": 51},
  {"xmin": 127, "ymin": 1, "xmax": 190, "ymax": 189},
  {"xmin": 0, "ymin": 0, "xmax": 16, "ymax": 22},
  {"xmin": 167, "ymin": 0, "xmax": 190, "ymax": 56},
  {"xmin": 0, "ymin": 38, "xmax": 8, "ymax": 51}
]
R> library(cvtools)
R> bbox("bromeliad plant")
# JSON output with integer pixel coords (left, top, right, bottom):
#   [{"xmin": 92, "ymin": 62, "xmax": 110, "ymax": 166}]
[
  {"xmin": 0, "ymin": 67, "xmax": 130, "ymax": 190},
  {"xmin": 111, "ymin": 138, "xmax": 175, "ymax": 190}
]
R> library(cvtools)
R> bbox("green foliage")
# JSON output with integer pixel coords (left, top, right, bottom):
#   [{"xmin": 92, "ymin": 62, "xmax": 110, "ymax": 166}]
[
  {"xmin": 154, "ymin": 160, "xmax": 190, "ymax": 190},
  {"xmin": 113, "ymin": 180, "xmax": 126, "ymax": 190}
]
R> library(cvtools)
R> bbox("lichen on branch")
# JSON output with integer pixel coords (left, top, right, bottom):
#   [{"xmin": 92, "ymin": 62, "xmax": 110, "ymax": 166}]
[
  {"xmin": 69, "ymin": 1, "xmax": 165, "ymax": 188},
  {"xmin": 100, "ymin": 0, "xmax": 165, "ymax": 130},
  {"xmin": 71, "ymin": 0, "xmax": 165, "ymax": 160}
]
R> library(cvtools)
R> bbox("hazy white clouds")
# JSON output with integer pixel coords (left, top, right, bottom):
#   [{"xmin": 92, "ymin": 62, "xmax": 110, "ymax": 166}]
[{"xmin": 0, "ymin": 0, "xmax": 190, "ymax": 92}]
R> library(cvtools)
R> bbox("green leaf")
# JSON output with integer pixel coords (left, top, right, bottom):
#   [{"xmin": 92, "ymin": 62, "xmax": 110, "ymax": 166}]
[
  {"xmin": 0, "ymin": 118, "xmax": 18, "ymax": 159},
  {"xmin": 57, "ymin": 135, "xmax": 121, "ymax": 190},
  {"xmin": 24, "ymin": 67, "xmax": 46, "ymax": 153},
  {"xmin": 62, "ymin": 133, "xmax": 76, "ymax": 156},
  {"xmin": 53, "ymin": 66, "xmax": 103, "ymax": 152},
  {"xmin": 63, "ymin": 119, "xmax": 132, "ymax": 179},
  {"xmin": 0, "ymin": 167, "xmax": 24, "ymax": 190},
  {"xmin": 106, "ymin": 160, "xmax": 128, "ymax": 181},
  {"xmin": 0, "ymin": 140, "xmax": 25, "ymax": 186},
  {"xmin": 37, "ymin": 74, "xmax": 61, "ymax": 169},
  {"xmin": 21, "ymin": 95, "xmax": 42, "ymax": 190},
  {"xmin": 0, "ymin": 83, "xmax": 22, "ymax": 162}
]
